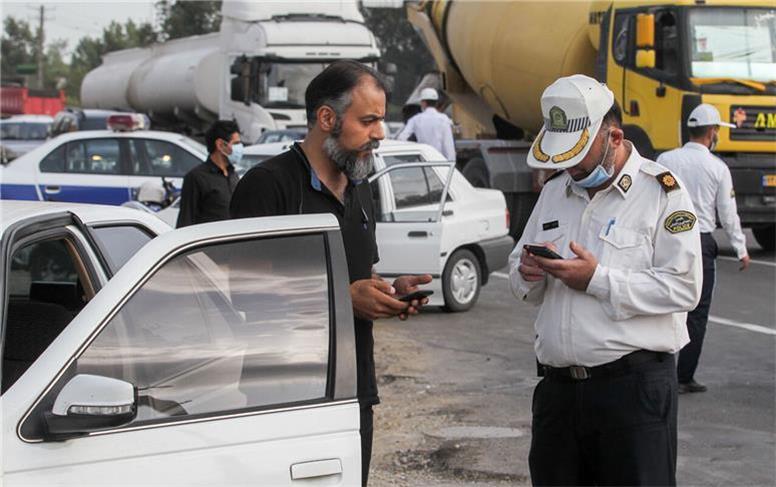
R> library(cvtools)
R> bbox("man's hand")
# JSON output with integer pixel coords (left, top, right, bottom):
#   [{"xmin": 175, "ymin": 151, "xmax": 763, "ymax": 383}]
[
  {"xmin": 393, "ymin": 274, "xmax": 433, "ymax": 320},
  {"xmin": 350, "ymin": 278, "xmax": 411, "ymax": 321},
  {"xmin": 519, "ymin": 243, "xmax": 552, "ymax": 282},
  {"xmin": 534, "ymin": 241, "xmax": 598, "ymax": 291},
  {"xmin": 740, "ymin": 254, "xmax": 751, "ymax": 271}
]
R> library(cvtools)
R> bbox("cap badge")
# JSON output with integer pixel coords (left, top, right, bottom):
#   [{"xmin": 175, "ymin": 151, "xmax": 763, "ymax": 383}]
[{"xmin": 549, "ymin": 106, "xmax": 568, "ymax": 131}]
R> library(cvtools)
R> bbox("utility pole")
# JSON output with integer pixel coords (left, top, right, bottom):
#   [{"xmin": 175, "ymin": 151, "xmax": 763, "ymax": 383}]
[{"xmin": 36, "ymin": 5, "xmax": 45, "ymax": 89}]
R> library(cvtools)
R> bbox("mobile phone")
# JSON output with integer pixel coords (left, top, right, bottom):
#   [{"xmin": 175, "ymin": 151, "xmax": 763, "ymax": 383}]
[
  {"xmin": 398, "ymin": 290, "xmax": 434, "ymax": 302},
  {"xmin": 524, "ymin": 244, "xmax": 563, "ymax": 260}
]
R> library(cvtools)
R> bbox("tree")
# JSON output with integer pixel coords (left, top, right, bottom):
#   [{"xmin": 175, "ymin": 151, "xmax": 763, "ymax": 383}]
[
  {"xmin": 1, "ymin": 17, "xmax": 38, "ymax": 83},
  {"xmin": 156, "ymin": 0, "xmax": 222, "ymax": 40},
  {"xmin": 361, "ymin": 7, "xmax": 434, "ymax": 119}
]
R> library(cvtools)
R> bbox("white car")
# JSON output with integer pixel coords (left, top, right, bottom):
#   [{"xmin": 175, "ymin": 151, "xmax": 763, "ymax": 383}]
[
  {"xmin": 0, "ymin": 115, "xmax": 53, "ymax": 159},
  {"xmin": 1, "ymin": 201, "xmax": 361, "ymax": 485},
  {"xmin": 0, "ymin": 116, "xmax": 207, "ymax": 205},
  {"xmin": 160, "ymin": 140, "xmax": 514, "ymax": 311}
]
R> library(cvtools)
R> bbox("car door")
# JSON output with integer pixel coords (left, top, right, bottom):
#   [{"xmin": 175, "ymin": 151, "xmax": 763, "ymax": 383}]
[
  {"xmin": 36, "ymin": 137, "xmax": 132, "ymax": 205},
  {"xmin": 126, "ymin": 138, "xmax": 204, "ymax": 200},
  {"xmin": 2, "ymin": 214, "xmax": 360, "ymax": 485},
  {"xmin": 369, "ymin": 160, "xmax": 454, "ymax": 303}
]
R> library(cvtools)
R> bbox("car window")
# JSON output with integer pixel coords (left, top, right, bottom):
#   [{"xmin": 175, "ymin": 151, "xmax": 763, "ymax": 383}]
[
  {"xmin": 135, "ymin": 139, "xmax": 203, "ymax": 177},
  {"xmin": 65, "ymin": 138, "xmax": 121, "ymax": 174},
  {"xmin": 91, "ymin": 225, "xmax": 154, "ymax": 273},
  {"xmin": 0, "ymin": 122, "xmax": 49, "ymax": 140},
  {"xmin": 74, "ymin": 233, "xmax": 331, "ymax": 423},
  {"xmin": 2, "ymin": 237, "xmax": 89, "ymax": 394},
  {"xmin": 382, "ymin": 153, "xmax": 425, "ymax": 167},
  {"xmin": 388, "ymin": 166, "xmax": 449, "ymax": 210},
  {"xmin": 80, "ymin": 117, "xmax": 108, "ymax": 131},
  {"xmin": 39, "ymin": 144, "xmax": 66, "ymax": 173}
]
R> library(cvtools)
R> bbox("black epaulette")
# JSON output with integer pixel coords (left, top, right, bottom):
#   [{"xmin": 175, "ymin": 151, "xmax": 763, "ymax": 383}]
[
  {"xmin": 656, "ymin": 171, "xmax": 680, "ymax": 193},
  {"xmin": 544, "ymin": 170, "xmax": 564, "ymax": 184}
]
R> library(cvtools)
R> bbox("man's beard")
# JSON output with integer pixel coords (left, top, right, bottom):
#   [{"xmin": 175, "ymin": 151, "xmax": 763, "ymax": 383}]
[{"xmin": 323, "ymin": 130, "xmax": 379, "ymax": 180}]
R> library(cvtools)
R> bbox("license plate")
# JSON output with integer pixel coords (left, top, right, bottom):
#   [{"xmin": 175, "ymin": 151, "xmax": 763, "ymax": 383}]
[{"xmin": 764, "ymin": 175, "xmax": 776, "ymax": 187}]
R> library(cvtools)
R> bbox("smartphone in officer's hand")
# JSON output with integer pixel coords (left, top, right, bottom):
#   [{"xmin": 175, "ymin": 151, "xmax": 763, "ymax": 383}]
[
  {"xmin": 524, "ymin": 244, "xmax": 563, "ymax": 260},
  {"xmin": 398, "ymin": 289, "xmax": 434, "ymax": 302}
]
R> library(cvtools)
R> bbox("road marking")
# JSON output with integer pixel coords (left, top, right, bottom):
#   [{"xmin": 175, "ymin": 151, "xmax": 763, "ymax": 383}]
[
  {"xmin": 718, "ymin": 256, "xmax": 776, "ymax": 268},
  {"xmin": 709, "ymin": 315, "xmax": 776, "ymax": 336},
  {"xmin": 493, "ymin": 271, "xmax": 510, "ymax": 279}
]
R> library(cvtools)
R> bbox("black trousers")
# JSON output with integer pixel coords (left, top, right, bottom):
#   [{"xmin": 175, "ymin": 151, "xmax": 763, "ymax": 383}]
[
  {"xmin": 360, "ymin": 404, "xmax": 374, "ymax": 486},
  {"xmin": 678, "ymin": 233, "xmax": 717, "ymax": 384},
  {"xmin": 529, "ymin": 354, "xmax": 678, "ymax": 486}
]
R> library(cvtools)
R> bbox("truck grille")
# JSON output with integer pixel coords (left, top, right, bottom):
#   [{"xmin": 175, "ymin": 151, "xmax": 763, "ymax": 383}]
[{"xmin": 730, "ymin": 106, "xmax": 776, "ymax": 142}]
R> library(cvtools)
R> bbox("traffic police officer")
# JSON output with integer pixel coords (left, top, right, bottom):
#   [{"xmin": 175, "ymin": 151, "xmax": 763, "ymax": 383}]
[
  {"xmin": 657, "ymin": 103, "xmax": 750, "ymax": 394},
  {"xmin": 396, "ymin": 87, "xmax": 456, "ymax": 161},
  {"xmin": 509, "ymin": 74, "xmax": 702, "ymax": 486}
]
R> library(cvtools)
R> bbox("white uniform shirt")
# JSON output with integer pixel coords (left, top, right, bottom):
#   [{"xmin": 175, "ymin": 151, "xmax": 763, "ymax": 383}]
[
  {"xmin": 509, "ymin": 144, "xmax": 702, "ymax": 367},
  {"xmin": 396, "ymin": 107, "xmax": 456, "ymax": 161},
  {"xmin": 657, "ymin": 142, "xmax": 748, "ymax": 259}
]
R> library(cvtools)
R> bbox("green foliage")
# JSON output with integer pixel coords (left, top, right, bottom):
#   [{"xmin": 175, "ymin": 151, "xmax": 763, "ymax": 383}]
[
  {"xmin": 156, "ymin": 0, "xmax": 221, "ymax": 40},
  {"xmin": 1, "ymin": 17, "xmax": 38, "ymax": 80}
]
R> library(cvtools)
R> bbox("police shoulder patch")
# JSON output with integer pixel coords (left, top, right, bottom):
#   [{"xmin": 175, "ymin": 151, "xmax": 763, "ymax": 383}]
[
  {"xmin": 664, "ymin": 210, "xmax": 696, "ymax": 234},
  {"xmin": 656, "ymin": 171, "xmax": 680, "ymax": 193}
]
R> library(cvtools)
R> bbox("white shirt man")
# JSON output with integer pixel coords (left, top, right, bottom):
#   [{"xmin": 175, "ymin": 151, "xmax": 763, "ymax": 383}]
[
  {"xmin": 656, "ymin": 103, "xmax": 750, "ymax": 394},
  {"xmin": 396, "ymin": 88, "xmax": 456, "ymax": 161},
  {"xmin": 510, "ymin": 74, "xmax": 701, "ymax": 486}
]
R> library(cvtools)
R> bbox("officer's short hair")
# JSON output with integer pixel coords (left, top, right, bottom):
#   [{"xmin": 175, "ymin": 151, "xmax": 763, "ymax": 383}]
[
  {"xmin": 689, "ymin": 125, "xmax": 714, "ymax": 139},
  {"xmin": 305, "ymin": 60, "xmax": 388, "ymax": 126},
  {"xmin": 205, "ymin": 120, "xmax": 240, "ymax": 154},
  {"xmin": 422, "ymin": 99, "xmax": 438, "ymax": 108},
  {"xmin": 601, "ymin": 101, "xmax": 622, "ymax": 130}
]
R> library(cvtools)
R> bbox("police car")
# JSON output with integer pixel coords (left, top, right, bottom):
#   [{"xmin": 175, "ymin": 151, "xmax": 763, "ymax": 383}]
[
  {"xmin": 159, "ymin": 140, "xmax": 514, "ymax": 311},
  {"xmin": 1, "ymin": 200, "xmax": 361, "ymax": 484},
  {"xmin": 0, "ymin": 114, "xmax": 207, "ymax": 206}
]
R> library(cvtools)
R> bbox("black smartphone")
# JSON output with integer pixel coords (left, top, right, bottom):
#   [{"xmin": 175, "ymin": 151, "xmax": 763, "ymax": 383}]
[
  {"xmin": 398, "ymin": 289, "xmax": 434, "ymax": 302},
  {"xmin": 524, "ymin": 244, "xmax": 563, "ymax": 260}
]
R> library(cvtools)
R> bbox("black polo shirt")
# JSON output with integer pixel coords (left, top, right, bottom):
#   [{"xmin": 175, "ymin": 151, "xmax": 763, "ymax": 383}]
[
  {"xmin": 176, "ymin": 157, "xmax": 239, "ymax": 228},
  {"xmin": 230, "ymin": 143, "xmax": 381, "ymax": 405}
]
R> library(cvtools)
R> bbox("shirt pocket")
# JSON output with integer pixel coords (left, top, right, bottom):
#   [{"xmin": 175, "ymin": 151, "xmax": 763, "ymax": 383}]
[{"xmin": 599, "ymin": 226, "xmax": 653, "ymax": 270}]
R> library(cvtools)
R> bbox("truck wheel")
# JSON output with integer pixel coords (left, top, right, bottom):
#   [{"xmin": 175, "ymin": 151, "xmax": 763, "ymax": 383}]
[
  {"xmin": 462, "ymin": 158, "xmax": 489, "ymax": 188},
  {"xmin": 442, "ymin": 249, "xmax": 481, "ymax": 312},
  {"xmin": 508, "ymin": 193, "xmax": 539, "ymax": 239},
  {"xmin": 752, "ymin": 224, "xmax": 775, "ymax": 251}
]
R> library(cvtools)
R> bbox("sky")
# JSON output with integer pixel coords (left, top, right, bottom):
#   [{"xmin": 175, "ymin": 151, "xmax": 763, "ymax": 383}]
[{"xmin": 2, "ymin": 1, "xmax": 159, "ymax": 58}]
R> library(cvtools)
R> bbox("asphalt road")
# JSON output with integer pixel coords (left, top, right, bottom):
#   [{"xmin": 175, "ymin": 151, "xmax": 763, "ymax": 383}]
[{"xmin": 370, "ymin": 228, "xmax": 775, "ymax": 486}]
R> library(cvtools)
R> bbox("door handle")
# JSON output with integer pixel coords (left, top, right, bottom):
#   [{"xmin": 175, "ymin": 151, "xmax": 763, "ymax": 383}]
[
  {"xmin": 291, "ymin": 459, "xmax": 342, "ymax": 480},
  {"xmin": 442, "ymin": 209, "xmax": 454, "ymax": 217},
  {"xmin": 408, "ymin": 231, "xmax": 428, "ymax": 238},
  {"xmin": 44, "ymin": 185, "xmax": 61, "ymax": 194}
]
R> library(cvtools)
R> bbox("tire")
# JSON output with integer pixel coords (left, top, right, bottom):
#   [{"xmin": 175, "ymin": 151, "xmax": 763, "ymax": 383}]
[
  {"xmin": 508, "ymin": 192, "xmax": 539, "ymax": 240},
  {"xmin": 462, "ymin": 158, "xmax": 489, "ymax": 188},
  {"xmin": 752, "ymin": 224, "xmax": 775, "ymax": 251},
  {"xmin": 442, "ymin": 249, "xmax": 481, "ymax": 312}
]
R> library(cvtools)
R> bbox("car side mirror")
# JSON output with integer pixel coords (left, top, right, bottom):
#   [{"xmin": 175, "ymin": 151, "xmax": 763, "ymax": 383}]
[{"xmin": 44, "ymin": 374, "xmax": 137, "ymax": 440}]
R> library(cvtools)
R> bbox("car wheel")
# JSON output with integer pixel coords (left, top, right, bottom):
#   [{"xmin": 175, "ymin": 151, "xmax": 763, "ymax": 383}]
[
  {"xmin": 442, "ymin": 249, "xmax": 481, "ymax": 312},
  {"xmin": 752, "ymin": 224, "xmax": 775, "ymax": 251}
]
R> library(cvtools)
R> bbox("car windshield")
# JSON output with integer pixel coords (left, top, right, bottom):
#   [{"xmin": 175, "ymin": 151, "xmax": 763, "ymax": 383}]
[
  {"xmin": 257, "ymin": 131, "xmax": 306, "ymax": 144},
  {"xmin": 687, "ymin": 7, "xmax": 776, "ymax": 82},
  {"xmin": 259, "ymin": 63, "xmax": 329, "ymax": 108},
  {"xmin": 0, "ymin": 122, "xmax": 49, "ymax": 140}
]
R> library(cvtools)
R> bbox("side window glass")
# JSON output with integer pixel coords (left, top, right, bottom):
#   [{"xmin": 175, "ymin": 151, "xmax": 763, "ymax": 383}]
[
  {"xmin": 3, "ymin": 238, "xmax": 87, "ymax": 394},
  {"xmin": 382, "ymin": 153, "xmax": 425, "ymax": 167},
  {"xmin": 65, "ymin": 139, "xmax": 120, "ymax": 174},
  {"xmin": 655, "ymin": 11, "xmax": 679, "ymax": 75},
  {"xmin": 75, "ymin": 234, "xmax": 330, "ymax": 422},
  {"xmin": 39, "ymin": 145, "xmax": 66, "ymax": 173},
  {"xmin": 425, "ymin": 167, "xmax": 453, "ymax": 202},
  {"xmin": 613, "ymin": 13, "xmax": 632, "ymax": 66},
  {"xmin": 141, "ymin": 139, "xmax": 203, "ymax": 177},
  {"xmin": 390, "ymin": 166, "xmax": 433, "ymax": 210},
  {"xmin": 91, "ymin": 225, "xmax": 154, "ymax": 273}
]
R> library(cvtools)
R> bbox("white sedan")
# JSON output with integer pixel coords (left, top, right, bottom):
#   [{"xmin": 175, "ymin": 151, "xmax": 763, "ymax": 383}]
[
  {"xmin": 1, "ymin": 201, "xmax": 361, "ymax": 485},
  {"xmin": 160, "ymin": 140, "xmax": 514, "ymax": 311}
]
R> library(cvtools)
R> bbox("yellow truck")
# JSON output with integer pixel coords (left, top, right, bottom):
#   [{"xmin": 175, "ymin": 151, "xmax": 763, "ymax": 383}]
[{"xmin": 407, "ymin": 0, "xmax": 776, "ymax": 249}]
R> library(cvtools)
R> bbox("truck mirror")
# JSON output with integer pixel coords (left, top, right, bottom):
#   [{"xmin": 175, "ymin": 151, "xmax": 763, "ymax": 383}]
[
  {"xmin": 636, "ymin": 49, "xmax": 656, "ymax": 69},
  {"xmin": 636, "ymin": 13, "xmax": 655, "ymax": 48}
]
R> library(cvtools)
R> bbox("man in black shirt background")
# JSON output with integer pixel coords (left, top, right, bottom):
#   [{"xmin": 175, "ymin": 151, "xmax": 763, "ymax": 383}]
[
  {"xmin": 230, "ymin": 61, "xmax": 431, "ymax": 486},
  {"xmin": 176, "ymin": 120, "xmax": 242, "ymax": 228}
]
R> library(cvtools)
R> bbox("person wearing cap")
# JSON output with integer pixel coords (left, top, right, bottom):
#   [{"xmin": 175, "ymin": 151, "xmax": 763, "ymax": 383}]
[
  {"xmin": 657, "ymin": 104, "xmax": 750, "ymax": 395},
  {"xmin": 509, "ymin": 74, "xmax": 702, "ymax": 486},
  {"xmin": 396, "ymin": 87, "xmax": 456, "ymax": 161}
]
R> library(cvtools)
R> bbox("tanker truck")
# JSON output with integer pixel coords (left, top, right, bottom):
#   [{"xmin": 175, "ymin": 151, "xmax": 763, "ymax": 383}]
[
  {"xmin": 407, "ymin": 0, "xmax": 776, "ymax": 250},
  {"xmin": 81, "ymin": 0, "xmax": 380, "ymax": 144}
]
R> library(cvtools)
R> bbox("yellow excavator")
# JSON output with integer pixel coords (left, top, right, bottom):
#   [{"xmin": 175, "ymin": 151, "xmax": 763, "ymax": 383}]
[{"xmin": 407, "ymin": 0, "xmax": 776, "ymax": 249}]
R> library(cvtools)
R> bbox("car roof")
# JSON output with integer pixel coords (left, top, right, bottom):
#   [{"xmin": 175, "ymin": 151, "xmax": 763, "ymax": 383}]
[
  {"xmin": 1, "ymin": 115, "xmax": 54, "ymax": 123},
  {"xmin": 0, "ymin": 200, "xmax": 171, "ymax": 234}
]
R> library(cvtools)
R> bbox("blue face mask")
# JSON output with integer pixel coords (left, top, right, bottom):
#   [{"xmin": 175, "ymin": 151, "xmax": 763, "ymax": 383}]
[
  {"xmin": 225, "ymin": 142, "xmax": 244, "ymax": 165},
  {"xmin": 571, "ymin": 133, "xmax": 613, "ymax": 189}
]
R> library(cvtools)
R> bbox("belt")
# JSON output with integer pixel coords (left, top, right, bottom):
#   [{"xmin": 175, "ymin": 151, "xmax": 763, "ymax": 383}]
[{"xmin": 541, "ymin": 350, "xmax": 669, "ymax": 381}]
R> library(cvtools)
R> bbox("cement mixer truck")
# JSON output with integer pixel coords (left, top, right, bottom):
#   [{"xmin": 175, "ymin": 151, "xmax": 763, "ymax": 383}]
[
  {"xmin": 81, "ymin": 1, "xmax": 381, "ymax": 144},
  {"xmin": 407, "ymin": 0, "xmax": 776, "ymax": 250}
]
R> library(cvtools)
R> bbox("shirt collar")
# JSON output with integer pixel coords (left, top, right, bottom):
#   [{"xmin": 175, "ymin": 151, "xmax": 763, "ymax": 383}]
[
  {"xmin": 292, "ymin": 142, "xmax": 360, "ymax": 193},
  {"xmin": 684, "ymin": 141, "xmax": 710, "ymax": 153},
  {"xmin": 206, "ymin": 157, "xmax": 234, "ymax": 174}
]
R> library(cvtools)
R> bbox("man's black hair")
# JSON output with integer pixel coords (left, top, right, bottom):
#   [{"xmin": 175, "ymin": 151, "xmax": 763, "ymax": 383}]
[
  {"xmin": 689, "ymin": 125, "xmax": 714, "ymax": 139},
  {"xmin": 205, "ymin": 120, "xmax": 240, "ymax": 154},
  {"xmin": 305, "ymin": 60, "xmax": 388, "ymax": 126},
  {"xmin": 422, "ymin": 99, "xmax": 438, "ymax": 108},
  {"xmin": 601, "ymin": 100, "xmax": 623, "ymax": 129}
]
